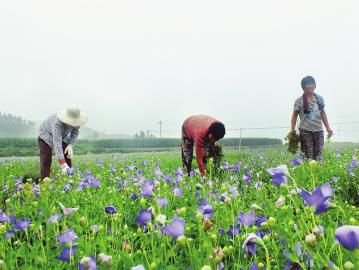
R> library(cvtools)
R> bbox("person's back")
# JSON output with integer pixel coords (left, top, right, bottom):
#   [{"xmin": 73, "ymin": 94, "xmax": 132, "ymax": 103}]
[
  {"xmin": 182, "ymin": 115, "xmax": 218, "ymax": 147},
  {"xmin": 181, "ymin": 115, "xmax": 225, "ymax": 177}
]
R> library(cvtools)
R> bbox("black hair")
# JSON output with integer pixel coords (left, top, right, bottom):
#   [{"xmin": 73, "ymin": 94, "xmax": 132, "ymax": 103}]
[
  {"xmin": 208, "ymin": 122, "xmax": 226, "ymax": 140},
  {"xmin": 301, "ymin": 76, "xmax": 316, "ymax": 89}
]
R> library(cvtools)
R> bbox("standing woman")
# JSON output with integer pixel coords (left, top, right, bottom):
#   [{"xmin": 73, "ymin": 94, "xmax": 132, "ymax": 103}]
[
  {"xmin": 38, "ymin": 107, "xmax": 88, "ymax": 179},
  {"xmin": 291, "ymin": 76, "xmax": 333, "ymax": 160}
]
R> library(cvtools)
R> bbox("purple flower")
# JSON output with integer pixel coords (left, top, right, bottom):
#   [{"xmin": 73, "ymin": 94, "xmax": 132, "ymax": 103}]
[
  {"xmin": 135, "ymin": 209, "xmax": 152, "ymax": 227},
  {"xmin": 105, "ymin": 205, "xmax": 117, "ymax": 215},
  {"xmin": 67, "ymin": 167, "xmax": 74, "ymax": 176},
  {"xmin": 219, "ymin": 192, "xmax": 228, "ymax": 202},
  {"xmin": 198, "ymin": 204, "xmax": 214, "ymax": 220},
  {"xmin": 57, "ymin": 228, "xmax": 78, "ymax": 245},
  {"xmin": 255, "ymin": 215, "xmax": 267, "ymax": 227},
  {"xmin": 335, "ymin": 225, "xmax": 359, "ymax": 250},
  {"xmin": 0, "ymin": 210, "xmax": 9, "ymax": 223},
  {"xmin": 154, "ymin": 167, "xmax": 162, "ymax": 179},
  {"xmin": 226, "ymin": 224, "xmax": 241, "ymax": 238},
  {"xmin": 79, "ymin": 256, "xmax": 97, "ymax": 270},
  {"xmin": 175, "ymin": 167, "xmax": 183, "ymax": 176},
  {"xmin": 243, "ymin": 173, "xmax": 252, "ymax": 184},
  {"xmin": 249, "ymin": 263, "xmax": 259, "ymax": 270},
  {"xmin": 237, "ymin": 211, "xmax": 255, "ymax": 227},
  {"xmin": 162, "ymin": 216, "xmax": 185, "ymax": 239},
  {"xmin": 172, "ymin": 187, "xmax": 183, "ymax": 198},
  {"xmin": 157, "ymin": 197, "xmax": 169, "ymax": 208},
  {"xmin": 229, "ymin": 185, "xmax": 238, "ymax": 197},
  {"xmin": 300, "ymin": 182, "xmax": 334, "ymax": 214},
  {"xmin": 57, "ymin": 245, "xmax": 77, "ymax": 262},
  {"xmin": 130, "ymin": 193, "xmax": 138, "ymax": 200},
  {"xmin": 141, "ymin": 181, "xmax": 154, "ymax": 197},
  {"xmin": 48, "ymin": 213, "xmax": 62, "ymax": 224},
  {"xmin": 290, "ymin": 157, "xmax": 302, "ymax": 166},
  {"xmin": 64, "ymin": 183, "xmax": 72, "ymax": 192},
  {"xmin": 59, "ymin": 202, "xmax": 79, "ymax": 216},
  {"xmin": 5, "ymin": 229, "xmax": 15, "ymax": 239},
  {"xmin": 348, "ymin": 156, "xmax": 358, "ymax": 177},
  {"xmin": 14, "ymin": 218, "xmax": 30, "ymax": 231},
  {"xmin": 9, "ymin": 215, "xmax": 15, "ymax": 224},
  {"xmin": 266, "ymin": 165, "xmax": 288, "ymax": 186},
  {"xmin": 242, "ymin": 233, "xmax": 259, "ymax": 256}
]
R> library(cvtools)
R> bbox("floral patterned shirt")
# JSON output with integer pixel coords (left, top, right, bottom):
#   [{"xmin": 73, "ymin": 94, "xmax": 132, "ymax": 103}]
[{"xmin": 38, "ymin": 114, "xmax": 79, "ymax": 160}]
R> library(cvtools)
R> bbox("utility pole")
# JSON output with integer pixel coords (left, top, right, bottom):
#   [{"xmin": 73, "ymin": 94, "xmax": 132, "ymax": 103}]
[{"xmin": 158, "ymin": 121, "xmax": 163, "ymax": 138}]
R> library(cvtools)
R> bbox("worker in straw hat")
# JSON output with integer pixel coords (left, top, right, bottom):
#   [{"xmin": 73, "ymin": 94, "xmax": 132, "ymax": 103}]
[{"xmin": 38, "ymin": 107, "xmax": 88, "ymax": 179}]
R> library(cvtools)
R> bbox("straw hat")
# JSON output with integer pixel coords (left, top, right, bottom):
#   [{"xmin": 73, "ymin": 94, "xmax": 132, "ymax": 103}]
[{"xmin": 57, "ymin": 107, "xmax": 88, "ymax": 127}]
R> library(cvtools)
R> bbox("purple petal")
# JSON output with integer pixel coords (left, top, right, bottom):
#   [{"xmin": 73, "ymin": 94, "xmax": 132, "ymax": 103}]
[
  {"xmin": 57, "ymin": 245, "xmax": 77, "ymax": 262},
  {"xmin": 162, "ymin": 216, "xmax": 185, "ymax": 239},
  {"xmin": 335, "ymin": 225, "xmax": 359, "ymax": 250}
]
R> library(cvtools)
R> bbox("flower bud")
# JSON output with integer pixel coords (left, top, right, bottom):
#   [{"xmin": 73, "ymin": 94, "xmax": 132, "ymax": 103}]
[
  {"xmin": 343, "ymin": 261, "xmax": 354, "ymax": 270},
  {"xmin": 0, "ymin": 225, "xmax": 6, "ymax": 234},
  {"xmin": 305, "ymin": 233, "xmax": 317, "ymax": 247},
  {"xmin": 177, "ymin": 235, "xmax": 187, "ymax": 246},
  {"xmin": 79, "ymin": 217, "xmax": 87, "ymax": 226},
  {"xmin": 268, "ymin": 217, "xmax": 276, "ymax": 226}
]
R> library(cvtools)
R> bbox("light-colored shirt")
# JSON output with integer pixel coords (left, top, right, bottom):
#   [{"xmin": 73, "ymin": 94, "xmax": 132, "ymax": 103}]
[
  {"xmin": 294, "ymin": 94, "xmax": 325, "ymax": 132},
  {"xmin": 38, "ymin": 114, "xmax": 79, "ymax": 160}
]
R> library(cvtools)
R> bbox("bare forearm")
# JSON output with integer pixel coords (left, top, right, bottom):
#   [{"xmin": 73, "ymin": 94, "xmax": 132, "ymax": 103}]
[
  {"xmin": 291, "ymin": 112, "xmax": 298, "ymax": 131},
  {"xmin": 321, "ymin": 111, "xmax": 331, "ymax": 130}
]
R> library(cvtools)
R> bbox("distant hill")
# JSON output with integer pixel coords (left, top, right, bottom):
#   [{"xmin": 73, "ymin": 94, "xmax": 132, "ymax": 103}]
[
  {"xmin": 0, "ymin": 112, "xmax": 37, "ymax": 137},
  {"xmin": 0, "ymin": 112, "xmax": 131, "ymax": 139}
]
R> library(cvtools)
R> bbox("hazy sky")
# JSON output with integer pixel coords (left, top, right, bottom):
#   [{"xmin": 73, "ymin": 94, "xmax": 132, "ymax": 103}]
[{"xmin": 1, "ymin": 1, "xmax": 358, "ymax": 141}]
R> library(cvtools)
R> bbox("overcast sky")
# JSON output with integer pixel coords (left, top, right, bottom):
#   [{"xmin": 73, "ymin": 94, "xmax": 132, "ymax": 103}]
[{"xmin": 0, "ymin": 0, "xmax": 358, "ymax": 141}]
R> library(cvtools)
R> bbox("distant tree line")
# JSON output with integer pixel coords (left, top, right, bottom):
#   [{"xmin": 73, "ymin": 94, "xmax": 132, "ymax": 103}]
[
  {"xmin": 0, "ymin": 112, "xmax": 36, "ymax": 137},
  {"xmin": 0, "ymin": 137, "xmax": 282, "ymax": 157}
]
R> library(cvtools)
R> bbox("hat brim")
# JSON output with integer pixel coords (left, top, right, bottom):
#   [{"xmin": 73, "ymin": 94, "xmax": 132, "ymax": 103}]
[{"xmin": 57, "ymin": 110, "xmax": 88, "ymax": 127}]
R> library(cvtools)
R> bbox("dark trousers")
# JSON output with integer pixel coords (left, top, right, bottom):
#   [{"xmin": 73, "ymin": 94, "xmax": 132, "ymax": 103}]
[
  {"xmin": 38, "ymin": 137, "xmax": 72, "ymax": 179},
  {"xmin": 299, "ymin": 129, "xmax": 324, "ymax": 161},
  {"xmin": 181, "ymin": 129, "xmax": 209, "ymax": 176}
]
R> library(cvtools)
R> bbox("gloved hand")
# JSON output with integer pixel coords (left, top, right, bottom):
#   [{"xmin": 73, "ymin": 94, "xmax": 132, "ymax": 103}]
[
  {"xmin": 60, "ymin": 163, "xmax": 70, "ymax": 174},
  {"xmin": 64, "ymin": 144, "xmax": 74, "ymax": 159}
]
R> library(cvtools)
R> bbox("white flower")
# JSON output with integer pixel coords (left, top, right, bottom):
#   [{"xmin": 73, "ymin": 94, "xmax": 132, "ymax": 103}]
[
  {"xmin": 250, "ymin": 204, "xmax": 263, "ymax": 211},
  {"xmin": 275, "ymin": 195, "xmax": 285, "ymax": 208},
  {"xmin": 98, "ymin": 253, "xmax": 112, "ymax": 267},
  {"xmin": 80, "ymin": 257, "xmax": 93, "ymax": 270},
  {"xmin": 290, "ymin": 188, "xmax": 302, "ymax": 195},
  {"xmin": 155, "ymin": 214, "xmax": 167, "ymax": 225}
]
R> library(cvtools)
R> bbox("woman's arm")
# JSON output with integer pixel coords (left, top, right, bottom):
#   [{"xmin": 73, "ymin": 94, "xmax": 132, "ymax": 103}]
[
  {"xmin": 321, "ymin": 109, "xmax": 333, "ymax": 136},
  {"xmin": 291, "ymin": 111, "xmax": 299, "ymax": 131}
]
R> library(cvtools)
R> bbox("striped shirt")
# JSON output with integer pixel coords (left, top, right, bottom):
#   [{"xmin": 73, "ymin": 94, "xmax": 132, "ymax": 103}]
[
  {"xmin": 182, "ymin": 115, "xmax": 221, "ymax": 174},
  {"xmin": 38, "ymin": 114, "xmax": 79, "ymax": 160}
]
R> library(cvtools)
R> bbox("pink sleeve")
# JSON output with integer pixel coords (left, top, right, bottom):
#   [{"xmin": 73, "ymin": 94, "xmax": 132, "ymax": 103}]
[{"xmin": 196, "ymin": 146, "xmax": 206, "ymax": 175}]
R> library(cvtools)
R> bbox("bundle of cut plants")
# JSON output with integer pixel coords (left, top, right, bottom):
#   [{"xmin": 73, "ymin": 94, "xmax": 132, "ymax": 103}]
[
  {"xmin": 285, "ymin": 130, "xmax": 300, "ymax": 154},
  {"xmin": 207, "ymin": 144, "xmax": 224, "ymax": 169}
]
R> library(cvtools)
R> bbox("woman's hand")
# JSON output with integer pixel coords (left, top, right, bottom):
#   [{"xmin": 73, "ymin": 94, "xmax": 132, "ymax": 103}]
[{"xmin": 327, "ymin": 128, "xmax": 334, "ymax": 138}]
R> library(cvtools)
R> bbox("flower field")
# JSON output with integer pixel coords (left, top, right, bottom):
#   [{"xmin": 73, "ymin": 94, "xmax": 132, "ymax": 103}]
[{"xmin": 0, "ymin": 149, "xmax": 359, "ymax": 269}]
